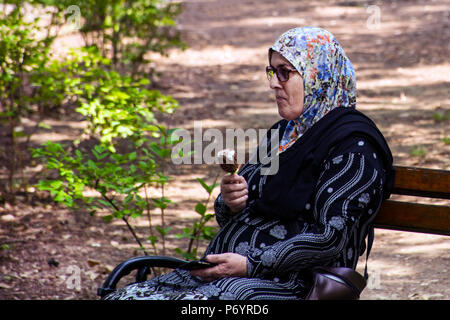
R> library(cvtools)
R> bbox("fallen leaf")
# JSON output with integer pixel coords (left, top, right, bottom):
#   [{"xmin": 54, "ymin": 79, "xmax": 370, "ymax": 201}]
[
  {"xmin": 0, "ymin": 283, "xmax": 12, "ymax": 289},
  {"xmin": 87, "ymin": 259, "xmax": 101, "ymax": 267},
  {"xmin": 1, "ymin": 214, "xmax": 16, "ymax": 222}
]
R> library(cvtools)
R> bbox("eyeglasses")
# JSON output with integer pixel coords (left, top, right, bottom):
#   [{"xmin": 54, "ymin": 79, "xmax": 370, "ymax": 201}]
[{"xmin": 266, "ymin": 65, "xmax": 296, "ymax": 82}]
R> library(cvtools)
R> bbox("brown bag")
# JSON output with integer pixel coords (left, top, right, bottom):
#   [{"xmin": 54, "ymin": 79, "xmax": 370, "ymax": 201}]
[
  {"xmin": 306, "ymin": 225, "xmax": 375, "ymax": 300},
  {"xmin": 305, "ymin": 266, "xmax": 367, "ymax": 300}
]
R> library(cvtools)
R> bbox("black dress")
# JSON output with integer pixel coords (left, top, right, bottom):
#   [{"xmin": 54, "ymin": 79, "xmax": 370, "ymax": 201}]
[{"xmin": 104, "ymin": 107, "xmax": 395, "ymax": 300}]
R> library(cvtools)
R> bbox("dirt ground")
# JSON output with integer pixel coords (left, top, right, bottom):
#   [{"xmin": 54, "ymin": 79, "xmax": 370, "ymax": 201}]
[{"xmin": 0, "ymin": 0, "xmax": 449, "ymax": 300}]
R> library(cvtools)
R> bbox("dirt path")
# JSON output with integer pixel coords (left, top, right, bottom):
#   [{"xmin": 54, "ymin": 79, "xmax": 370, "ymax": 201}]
[{"xmin": 0, "ymin": 0, "xmax": 449, "ymax": 300}]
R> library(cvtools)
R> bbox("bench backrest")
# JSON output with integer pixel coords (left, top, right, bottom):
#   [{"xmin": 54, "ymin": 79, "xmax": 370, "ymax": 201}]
[{"xmin": 375, "ymin": 166, "xmax": 450, "ymax": 236}]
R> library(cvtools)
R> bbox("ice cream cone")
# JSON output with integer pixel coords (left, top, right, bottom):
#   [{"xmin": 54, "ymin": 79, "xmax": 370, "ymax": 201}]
[{"xmin": 217, "ymin": 149, "xmax": 239, "ymax": 174}]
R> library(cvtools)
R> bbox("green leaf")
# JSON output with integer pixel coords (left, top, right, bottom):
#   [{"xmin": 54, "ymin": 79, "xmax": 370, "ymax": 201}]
[
  {"xmin": 155, "ymin": 226, "xmax": 170, "ymax": 236},
  {"xmin": 12, "ymin": 130, "xmax": 27, "ymax": 138},
  {"xmin": 194, "ymin": 203, "xmax": 206, "ymax": 216},
  {"xmin": 410, "ymin": 146, "xmax": 427, "ymax": 157},
  {"xmin": 149, "ymin": 142, "xmax": 162, "ymax": 157},
  {"xmin": 181, "ymin": 229, "xmax": 196, "ymax": 239},
  {"xmin": 87, "ymin": 159, "xmax": 98, "ymax": 170},
  {"xmin": 130, "ymin": 210, "xmax": 142, "ymax": 219},
  {"xmin": 432, "ymin": 111, "xmax": 450, "ymax": 122},
  {"xmin": 98, "ymin": 199, "xmax": 113, "ymax": 208},
  {"xmin": 103, "ymin": 215, "xmax": 113, "ymax": 222},
  {"xmin": 196, "ymin": 178, "xmax": 211, "ymax": 194},
  {"xmin": 147, "ymin": 236, "xmax": 158, "ymax": 246},
  {"xmin": 108, "ymin": 145, "xmax": 116, "ymax": 153},
  {"xmin": 210, "ymin": 183, "xmax": 219, "ymax": 191},
  {"xmin": 152, "ymin": 197, "xmax": 172, "ymax": 210},
  {"xmin": 204, "ymin": 213, "xmax": 215, "ymax": 222},
  {"xmin": 202, "ymin": 226, "xmax": 217, "ymax": 239},
  {"xmin": 123, "ymin": 193, "xmax": 134, "ymax": 205},
  {"xmin": 37, "ymin": 122, "xmax": 51, "ymax": 130},
  {"xmin": 92, "ymin": 145, "xmax": 108, "ymax": 160},
  {"xmin": 45, "ymin": 142, "xmax": 65, "ymax": 155},
  {"xmin": 160, "ymin": 148, "xmax": 171, "ymax": 159},
  {"xmin": 139, "ymin": 78, "xmax": 150, "ymax": 86},
  {"xmin": 50, "ymin": 180, "xmax": 63, "ymax": 189},
  {"xmin": 182, "ymin": 251, "xmax": 198, "ymax": 261}
]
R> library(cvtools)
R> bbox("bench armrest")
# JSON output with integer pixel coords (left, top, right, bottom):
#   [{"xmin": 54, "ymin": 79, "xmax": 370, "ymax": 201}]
[{"xmin": 97, "ymin": 256, "xmax": 188, "ymax": 298}]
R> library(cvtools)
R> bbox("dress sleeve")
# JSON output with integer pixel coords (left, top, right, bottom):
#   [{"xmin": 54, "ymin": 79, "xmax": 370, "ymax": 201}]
[
  {"xmin": 246, "ymin": 145, "xmax": 385, "ymax": 278},
  {"xmin": 214, "ymin": 193, "xmax": 233, "ymax": 228}
]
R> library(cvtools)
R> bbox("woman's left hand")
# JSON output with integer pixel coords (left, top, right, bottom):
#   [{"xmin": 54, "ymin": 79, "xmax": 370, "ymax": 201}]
[{"xmin": 189, "ymin": 253, "xmax": 247, "ymax": 282}]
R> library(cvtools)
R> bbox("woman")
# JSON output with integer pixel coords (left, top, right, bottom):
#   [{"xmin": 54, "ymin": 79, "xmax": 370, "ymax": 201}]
[{"xmin": 104, "ymin": 26, "xmax": 395, "ymax": 300}]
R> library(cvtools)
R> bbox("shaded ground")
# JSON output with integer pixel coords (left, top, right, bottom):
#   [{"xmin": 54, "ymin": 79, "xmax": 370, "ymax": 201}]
[{"xmin": 0, "ymin": 0, "xmax": 449, "ymax": 300}]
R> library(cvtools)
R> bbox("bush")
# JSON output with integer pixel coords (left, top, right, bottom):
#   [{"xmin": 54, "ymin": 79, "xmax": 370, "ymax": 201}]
[
  {"xmin": 32, "ymin": 47, "xmax": 218, "ymax": 259},
  {"xmin": 32, "ymin": 47, "xmax": 180, "ymax": 254},
  {"xmin": 34, "ymin": 0, "xmax": 186, "ymax": 75},
  {"xmin": 0, "ymin": 1, "xmax": 66, "ymax": 196},
  {"xmin": 3, "ymin": 0, "xmax": 215, "ymax": 261},
  {"xmin": 0, "ymin": 0, "xmax": 185, "ymax": 198}
]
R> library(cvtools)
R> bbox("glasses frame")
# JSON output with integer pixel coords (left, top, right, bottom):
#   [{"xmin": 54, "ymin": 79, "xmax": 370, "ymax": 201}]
[{"xmin": 266, "ymin": 65, "xmax": 296, "ymax": 82}]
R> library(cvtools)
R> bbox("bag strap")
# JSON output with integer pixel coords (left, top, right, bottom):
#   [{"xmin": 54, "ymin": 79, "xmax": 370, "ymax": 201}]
[{"xmin": 364, "ymin": 225, "xmax": 374, "ymax": 281}]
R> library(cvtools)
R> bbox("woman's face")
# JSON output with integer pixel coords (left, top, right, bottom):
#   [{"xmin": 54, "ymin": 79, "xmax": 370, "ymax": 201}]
[{"xmin": 269, "ymin": 51, "xmax": 304, "ymax": 121}]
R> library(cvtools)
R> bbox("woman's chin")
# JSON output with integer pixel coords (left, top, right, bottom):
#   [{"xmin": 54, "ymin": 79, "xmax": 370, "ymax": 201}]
[
  {"xmin": 277, "ymin": 103, "xmax": 304, "ymax": 121},
  {"xmin": 278, "ymin": 108, "xmax": 298, "ymax": 121}
]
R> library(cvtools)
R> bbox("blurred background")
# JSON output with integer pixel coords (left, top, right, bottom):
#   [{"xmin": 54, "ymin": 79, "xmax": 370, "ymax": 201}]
[{"xmin": 0, "ymin": 0, "xmax": 449, "ymax": 300}]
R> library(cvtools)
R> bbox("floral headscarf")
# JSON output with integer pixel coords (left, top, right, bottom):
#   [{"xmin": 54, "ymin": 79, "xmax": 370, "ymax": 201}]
[{"xmin": 270, "ymin": 27, "xmax": 357, "ymax": 153}]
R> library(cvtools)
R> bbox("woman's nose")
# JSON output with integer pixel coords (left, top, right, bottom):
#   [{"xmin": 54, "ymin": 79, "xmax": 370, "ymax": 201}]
[{"xmin": 269, "ymin": 75, "xmax": 282, "ymax": 90}]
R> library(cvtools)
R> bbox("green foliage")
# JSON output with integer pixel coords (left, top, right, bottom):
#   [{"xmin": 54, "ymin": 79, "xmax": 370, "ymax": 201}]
[
  {"xmin": 442, "ymin": 137, "xmax": 450, "ymax": 145},
  {"xmin": 22, "ymin": 0, "xmax": 190, "ymax": 259},
  {"xmin": 410, "ymin": 145, "xmax": 427, "ymax": 158},
  {"xmin": 32, "ymin": 87, "xmax": 181, "ymax": 256},
  {"xmin": 175, "ymin": 176, "xmax": 220, "ymax": 260},
  {"xmin": 33, "ymin": 142, "xmax": 154, "ymax": 210},
  {"xmin": 78, "ymin": 0, "xmax": 186, "ymax": 74},
  {"xmin": 31, "ymin": 0, "xmax": 186, "ymax": 74},
  {"xmin": 31, "ymin": 46, "xmax": 185, "ymax": 255},
  {"xmin": 0, "ymin": 0, "xmax": 185, "ymax": 198},
  {"xmin": 0, "ymin": 1, "xmax": 70, "ymax": 117},
  {"xmin": 33, "ymin": 140, "xmax": 158, "ymax": 253},
  {"xmin": 0, "ymin": 4, "xmax": 40, "ymax": 119},
  {"xmin": 0, "ymin": 1, "xmax": 64, "ymax": 195},
  {"xmin": 432, "ymin": 111, "xmax": 450, "ymax": 122},
  {"xmin": 2, "ymin": 0, "xmax": 220, "ymax": 262},
  {"xmin": 56, "ymin": 46, "xmax": 179, "ymax": 151}
]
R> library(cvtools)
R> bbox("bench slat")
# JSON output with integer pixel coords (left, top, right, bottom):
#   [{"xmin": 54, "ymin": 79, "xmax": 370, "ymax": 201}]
[
  {"xmin": 375, "ymin": 200, "xmax": 450, "ymax": 236},
  {"xmin": 393, "ymin": 166, "xmax": 450, "ymax": 199}
]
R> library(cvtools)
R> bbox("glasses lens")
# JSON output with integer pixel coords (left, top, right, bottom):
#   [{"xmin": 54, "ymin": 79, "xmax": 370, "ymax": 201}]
[
  {"xmin": 277, "ymin": 67, "xmax": 290, "ymax": 82},
  {"xmin": 266, "ymin": 66, "xmax": 274, "ymax": 80},
  {"xmin": 266, "ymin": 66, "xmax": 291, "ymax": 82}
]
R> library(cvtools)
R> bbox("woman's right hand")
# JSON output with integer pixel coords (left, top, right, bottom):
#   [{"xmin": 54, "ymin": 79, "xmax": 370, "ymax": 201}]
[{"xmin": 220, "ymin": 174, "xmax": 248, "ymax": 213}]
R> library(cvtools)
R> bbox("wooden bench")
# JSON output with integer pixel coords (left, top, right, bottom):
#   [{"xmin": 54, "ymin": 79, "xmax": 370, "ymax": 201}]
[
  {"xmin": 375, "ymin": 165, "xmax": 450, "ymax": 236},
  {"xmin": 97, "ymin": 165, "xmax": 450, "ymax": 298}
]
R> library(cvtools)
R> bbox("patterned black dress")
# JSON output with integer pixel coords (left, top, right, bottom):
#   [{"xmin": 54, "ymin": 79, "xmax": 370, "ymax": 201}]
[{"xmin": 104, "ymin": 109, "xmax": 394, "ymax": 300}]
